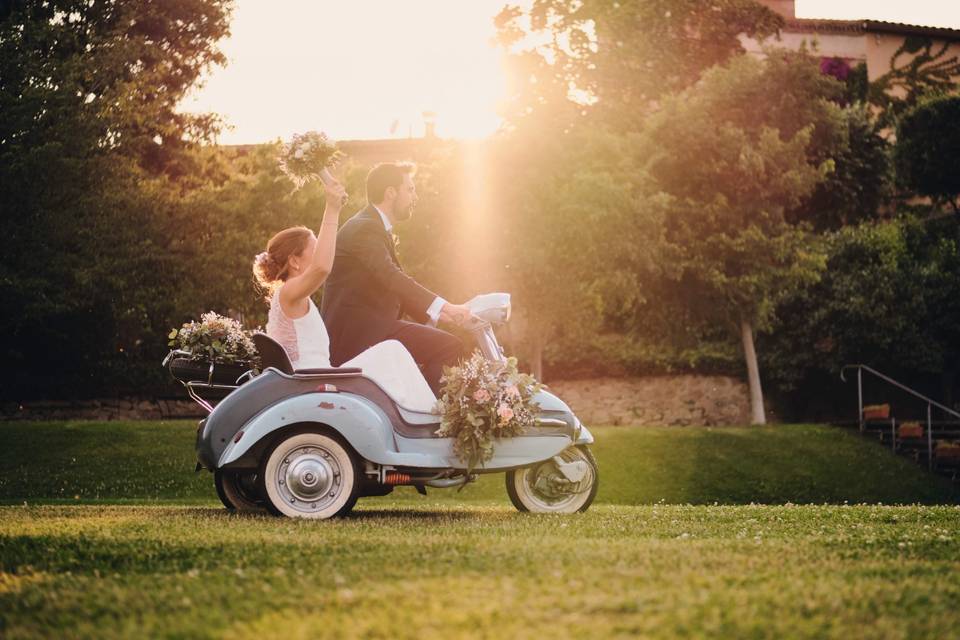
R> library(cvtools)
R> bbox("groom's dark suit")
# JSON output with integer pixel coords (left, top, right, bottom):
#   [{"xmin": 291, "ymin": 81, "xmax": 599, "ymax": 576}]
[{"xmin": 320, "ymin": 205, "xmax": 463, "ymax": 395}]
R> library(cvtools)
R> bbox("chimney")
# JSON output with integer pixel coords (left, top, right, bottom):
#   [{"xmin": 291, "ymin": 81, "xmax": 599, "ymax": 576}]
[
  {"xmin": 422, "ymin": 111, "xmax": 437, "ymax": 139},
  {"xmin": 757, "ymin": 0, "xmax": 795, "ymax": 19}
]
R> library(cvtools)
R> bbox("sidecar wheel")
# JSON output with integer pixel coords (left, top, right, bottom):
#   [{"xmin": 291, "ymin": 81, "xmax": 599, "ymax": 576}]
[
  {"xmin": 214, "ymin": 469, "xmax": 266, "ymax": 513},
  {"xmin": 506, "ymin": 445, "xmax": 598, "ymax": 514},
  {"xmin": 259, "ymin": 431, "xmax": 359, "ymax": 519}
]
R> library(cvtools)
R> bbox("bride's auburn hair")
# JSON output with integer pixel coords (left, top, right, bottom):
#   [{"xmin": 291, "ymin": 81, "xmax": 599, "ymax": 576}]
[{"xmin": 253, "ymin": 226, "xmax": 312, "ymax": 295}]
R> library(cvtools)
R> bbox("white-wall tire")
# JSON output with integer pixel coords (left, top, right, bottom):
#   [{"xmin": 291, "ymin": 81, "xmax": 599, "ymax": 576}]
[
  {"xmin": 506, "ymin": 445, "xmax": 598, "ymax": 514},
  {"xmin": 260, "ymin": 431, "xmax": 358, "ymax": 519}
]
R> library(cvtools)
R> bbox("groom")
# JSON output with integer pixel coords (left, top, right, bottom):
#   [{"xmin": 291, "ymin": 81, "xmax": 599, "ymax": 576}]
[{"xmin": 320, "ymin": 162, "xmax": 471, "ymax": 395}]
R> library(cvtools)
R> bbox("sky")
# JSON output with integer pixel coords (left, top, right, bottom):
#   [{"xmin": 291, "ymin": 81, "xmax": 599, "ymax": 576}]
[{"xmin": 181, "ymin": 1, "xmax": 960, "ymax": 144}]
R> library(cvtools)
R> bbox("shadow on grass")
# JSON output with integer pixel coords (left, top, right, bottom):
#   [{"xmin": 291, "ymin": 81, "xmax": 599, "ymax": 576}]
[{"xmin": 346, "ymin": 508, "xmax": 496, "ymax": 521}]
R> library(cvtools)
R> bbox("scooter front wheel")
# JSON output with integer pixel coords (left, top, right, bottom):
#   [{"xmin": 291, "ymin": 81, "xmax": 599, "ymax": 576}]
[
  {"xmin": 506, "ymin": 445, "xmax": 598, "ymax": 514},
  {"xmin": 214, "ymin": 469, "xmax": 266, "ymax": 513},
  {"xmin": 259, "ymin": 430, "xmax": 359, "ymax": 519}
]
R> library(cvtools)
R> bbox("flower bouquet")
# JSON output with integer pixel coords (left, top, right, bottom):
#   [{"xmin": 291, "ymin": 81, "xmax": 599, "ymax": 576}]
[
  {"xmin": 435, "ymin": 351, "xmax": 542, "ymax": 472},
  {"xmin": 166, "ymin": 312, "xmax": 260, "ymax": 385},
  {"xmin": 278, "ymin": 130, "xmax": 345, "ymax": 189}
]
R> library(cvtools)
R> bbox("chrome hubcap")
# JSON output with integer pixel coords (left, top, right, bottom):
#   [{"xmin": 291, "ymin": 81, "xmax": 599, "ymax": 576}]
[
  {"xmin": 276, "ymin": 446, "xmax": 342, "ymax": 511},
  {"xmin": 522, "ymin": 449, "xmax": 594, "ymax": 510}
]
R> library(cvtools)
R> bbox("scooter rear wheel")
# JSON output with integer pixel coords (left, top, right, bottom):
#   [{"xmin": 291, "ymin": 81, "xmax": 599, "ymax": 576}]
[
  {"xmin": 506, "ymin": 445, "xmax": 598, "ymax": 514},
  {"xmin": 259, "ymin": 430, "xmax": 359, "ymax": 519},
  {"xmin": 214, "ymin": 469, "xmax": 266, "ymax": 513}
]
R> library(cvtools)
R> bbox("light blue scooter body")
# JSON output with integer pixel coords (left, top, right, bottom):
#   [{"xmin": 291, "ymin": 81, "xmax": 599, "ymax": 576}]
[{"xmin": 217, "ymin": 386, "xmax": 592, "ymax": 472}]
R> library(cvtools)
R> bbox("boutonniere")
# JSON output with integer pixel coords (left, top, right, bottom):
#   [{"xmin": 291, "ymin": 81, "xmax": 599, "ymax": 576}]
[{"xmin": 391, "ymin": 232, "xmax": 401, "ymax": 260}]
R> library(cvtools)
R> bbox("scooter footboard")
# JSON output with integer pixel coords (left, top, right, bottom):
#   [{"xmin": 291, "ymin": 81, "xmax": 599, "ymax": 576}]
[{"xmin": 394, "ymin": 432, "xmax": 574, "ymax": 471}]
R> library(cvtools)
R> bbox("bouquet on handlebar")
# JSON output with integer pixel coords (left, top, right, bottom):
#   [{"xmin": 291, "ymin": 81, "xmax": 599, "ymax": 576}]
[{"xmin": 435, "ymin": 351, "xmax": 542, "ymax": 472}]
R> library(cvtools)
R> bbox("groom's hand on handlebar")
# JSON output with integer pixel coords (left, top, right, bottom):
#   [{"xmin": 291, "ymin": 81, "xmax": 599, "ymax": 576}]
[{"xmin": 440, "ymin": 302, "xmax": 472, "ymax": 326}]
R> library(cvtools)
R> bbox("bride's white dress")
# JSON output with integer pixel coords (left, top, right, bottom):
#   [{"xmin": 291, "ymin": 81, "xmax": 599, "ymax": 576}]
[{"xmin": 267, "ymin": 289, "xmax": 437, "ymax": 413}]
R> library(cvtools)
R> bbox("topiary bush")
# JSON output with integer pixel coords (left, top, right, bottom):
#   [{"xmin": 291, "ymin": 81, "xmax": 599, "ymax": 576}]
[{"xmin": 893, "ymin": 93, "xmax": 960, "ymax": 212}]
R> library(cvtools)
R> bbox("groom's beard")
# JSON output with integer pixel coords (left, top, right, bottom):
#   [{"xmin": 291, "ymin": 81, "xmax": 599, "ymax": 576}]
[{"xmin": 395, "ymin": 203, "xmax": 414, "ymax": 222}]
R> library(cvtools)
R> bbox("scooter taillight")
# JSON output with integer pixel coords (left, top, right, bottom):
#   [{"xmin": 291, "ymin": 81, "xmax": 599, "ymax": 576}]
[{"xmin": 384, "ymin": 471, "xmax": 412, "ymax": 485}]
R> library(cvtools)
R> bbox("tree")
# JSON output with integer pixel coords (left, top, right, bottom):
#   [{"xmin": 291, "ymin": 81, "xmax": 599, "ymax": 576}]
[
  {"xmin": 760, "ymin": 215, "xmax": 960, "ymax": 417},
  {"xmin": 636, "ymin": 52, "xmax": 837, "ymax": 423},
  {"xmin": 490, "ymin": 126, "xmax": 662, "ymax": 379},
  {"xmin": 893, "ymin": 93, "xmax": 960, "ymax": 214},
  {"xmin": 0, "ymin": 0, "xmax": 232, "ymax": 399},
  {"xmin": 790, "ymin": 104, "xmax": 892, "ymax": 231},
  {"xmin": 494, "ymin": 0, "xmax": 783, "ymax": 131}
]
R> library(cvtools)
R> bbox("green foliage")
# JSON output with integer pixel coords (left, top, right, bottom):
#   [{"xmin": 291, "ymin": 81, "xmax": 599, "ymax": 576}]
[
  {"xmin": 495, "ymin": 0, "xmax": 784, "ymax": 131},
  {"xmin": 637, "ymin": 52, "xmax": 831, "ymax": 331},
  {"xmin": 761, "ymin": 216, "xmax": 960, "ymax": 402},
  {"xmin": 0, "ymin": 0, "xmax": 232, "ymax": 173},
  {"xmin": 435, "ymin": 353, "xmax": 542, "ymax": 472},
  {"xmin": 793, "ymin": 104, "xmax": 892, "ymax": 231},
  {"xmin": 0, "ymin": 0, "xmax": 233, "ymax": 400},
  {"xmin": 893, "ymin": 93, "xmax": 960, "ymax": 212}
]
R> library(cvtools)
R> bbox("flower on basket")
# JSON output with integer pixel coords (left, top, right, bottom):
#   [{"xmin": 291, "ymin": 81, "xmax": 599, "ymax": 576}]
[
  {"xmin": 277, "ymin": 130, "xmax": 345, "ymax": 189},
  {"xmin": 434, "ymin": 351, "xmax": 543, "ymax": 472},
  {"xmin": 168, "ymin": 311, "xmax": 260, "ymax": 367}
]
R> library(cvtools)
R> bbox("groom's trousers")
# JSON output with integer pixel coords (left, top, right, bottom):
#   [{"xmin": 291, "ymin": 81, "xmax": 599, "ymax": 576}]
[{"xmin": 385, "ymin": 321, "xmax": 463, "ymax": 397}]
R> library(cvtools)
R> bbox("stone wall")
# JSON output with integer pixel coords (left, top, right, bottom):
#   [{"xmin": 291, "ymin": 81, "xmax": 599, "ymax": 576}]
[
  {"xmin": 546, "ymin": 375, "xmax": 751, "ymax": 426},
  {"xmin": 2, "ymin": 375, "xmax": 751, "ymax": 425}
]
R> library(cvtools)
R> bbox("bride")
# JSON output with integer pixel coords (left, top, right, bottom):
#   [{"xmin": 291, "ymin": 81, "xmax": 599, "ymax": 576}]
[{"xmin": 252, "ymin": 177, "xmax": 437, "ymax": 413}]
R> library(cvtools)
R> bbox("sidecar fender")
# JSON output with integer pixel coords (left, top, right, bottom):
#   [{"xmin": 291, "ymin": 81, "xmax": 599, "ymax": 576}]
[{"xmin": 218, "ymin": 392, "xmax": 396, "ymax": 467}]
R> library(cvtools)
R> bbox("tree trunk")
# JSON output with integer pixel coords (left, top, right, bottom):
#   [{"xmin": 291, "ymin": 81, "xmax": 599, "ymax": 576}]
[
  {"xmin": 740, "ymin": 317, "xmax": 766, "ymax": 425},
  {"xmin": 530, "ymin": 332, "xmax": 544, "ymax": 381}
]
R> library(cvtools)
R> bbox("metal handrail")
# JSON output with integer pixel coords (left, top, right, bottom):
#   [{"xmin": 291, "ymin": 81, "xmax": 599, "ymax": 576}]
[
  {"xmin": 841, "ymin": 363, "xmax": 960, "ymax": 471},
  {"xmin": 840, "ymin": 364, "xmax": 960, "ymax": 420}
]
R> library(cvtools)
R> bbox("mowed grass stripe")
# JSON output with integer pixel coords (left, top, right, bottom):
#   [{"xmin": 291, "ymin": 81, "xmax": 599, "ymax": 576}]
[
  {"xmin": 0, "ymin": 421, "xmax": 956, "ymax": 504},
  {"xmin": 1, "ymin": 504, "xmax": 960, "ymax": 639}
]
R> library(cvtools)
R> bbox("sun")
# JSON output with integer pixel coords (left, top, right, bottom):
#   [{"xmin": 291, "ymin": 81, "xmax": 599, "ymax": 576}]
[{"xmin": 182, "ymin": 0, "xmax": 509, "ymax": 143}]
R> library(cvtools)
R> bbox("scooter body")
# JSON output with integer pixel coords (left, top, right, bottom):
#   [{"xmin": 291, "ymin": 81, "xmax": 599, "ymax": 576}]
[{"xmin": 173, "ymin": 293, "xmax": 599, "ymax": 517}]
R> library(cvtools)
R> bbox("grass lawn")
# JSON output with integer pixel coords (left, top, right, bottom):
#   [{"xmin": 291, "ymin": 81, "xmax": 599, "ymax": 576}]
[
  {"xmin": 1, "ymin": 421, "xmax": 957, "ymax": 505},
  {"xmin": 2, "ymin": 503, "xmax": 960, "ymax": 639},
  {"xmin": 2, "ymin": 421, "xmax": 959, "ymax": 638}
]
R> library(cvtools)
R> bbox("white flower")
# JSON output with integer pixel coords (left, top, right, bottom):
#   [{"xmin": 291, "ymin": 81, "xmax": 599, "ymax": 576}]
[{"xmin": 293, "ymin": 149, "xmax": 304, "ymax": 159}]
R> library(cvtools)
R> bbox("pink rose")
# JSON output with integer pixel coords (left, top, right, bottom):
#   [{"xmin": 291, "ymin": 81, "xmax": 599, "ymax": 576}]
[
  {"xmin": 473, "ymin": 389, "xmax": 491, "ymax": 403},
  {"xmin": 497, "ymin": 404, "xmax": 514, "ymax": 423}
]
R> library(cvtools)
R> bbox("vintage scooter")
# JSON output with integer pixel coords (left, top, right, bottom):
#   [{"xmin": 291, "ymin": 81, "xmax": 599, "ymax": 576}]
[{"xmin": 164, "ymin": 293, "xmax": 598, "ymax": 518}]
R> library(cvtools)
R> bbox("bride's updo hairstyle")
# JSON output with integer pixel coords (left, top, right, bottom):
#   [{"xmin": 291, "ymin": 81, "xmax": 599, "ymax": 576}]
[{"xmin": 253, "ymin": 226, "xmax": 313, "ymax": 297}]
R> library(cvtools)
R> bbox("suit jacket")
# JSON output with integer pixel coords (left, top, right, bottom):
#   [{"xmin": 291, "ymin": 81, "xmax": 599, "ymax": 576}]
[{"xmin": 321, "ymin": 205, "xmax": 438, "ymax": 365}]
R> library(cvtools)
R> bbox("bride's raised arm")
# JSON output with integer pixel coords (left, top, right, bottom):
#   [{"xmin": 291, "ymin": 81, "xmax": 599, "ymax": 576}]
[{"xmin": 279, "ymin": 178, "xmax": 346, "ymax": 309}]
